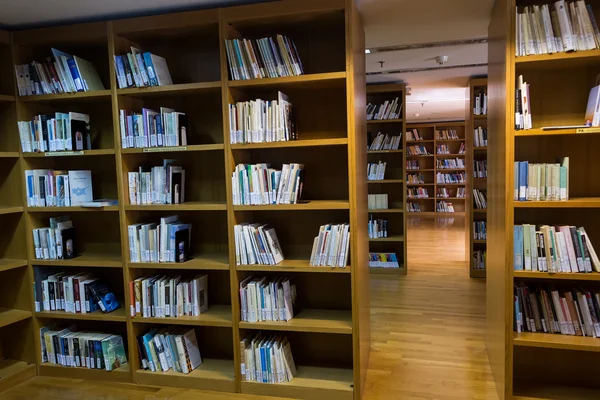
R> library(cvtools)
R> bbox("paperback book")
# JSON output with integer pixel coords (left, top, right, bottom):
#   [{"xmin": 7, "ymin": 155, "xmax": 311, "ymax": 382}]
[
  {"xmin": 239, "ymin": 276, "xmax": 296, "ymax": 323},
  {"xmin": 119, "ymin": 107, "xmax": 188, "ymax": 149},
  {"xmin": 234, "ymin": 223, "xmax": 284, "ymax": 266},
  {"xmin": 240, "ymin": 332, "xmax": 297, "ymax": 383},
  {"xmin": 128, "ymin": 160, "xmax": 186, "ymax": 205},
  {"xmin": 114, "ymin": 49, "xmax": 173, "ymax": 89},
  {"xmin": 33, "ymin": 216, "xmax": 76, "ymax": 260},
  {"xmin": 137, "ymin": 327, "xmax": 202, "ymax": 374},
  {"xmin": 309, "ymin": 223, "xmax": 350, "ymax": 268},
  {"xmin": 18, "ymin": 112, "xmax": 91, "ymax": 153},
  {"xmin": 232, "ymin": 163, "xmax": 304, "ymax": 205},
  {"xmin": 128, "ymin": 216, "xmax": 192, "ymax": 263}
]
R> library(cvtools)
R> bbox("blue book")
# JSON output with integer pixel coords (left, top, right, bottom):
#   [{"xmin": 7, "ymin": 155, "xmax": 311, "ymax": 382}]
[
  {"xmin": 143, "ymin": 52, "xmax": 158, "ymax": 86},
  {"xmin": 518, "ymin": 161, "xmax": 528, "ymax": 201},
  {"xmin": 233, "ymin": 40, "xmax": 247, "ymax": 80},
  {"xmin": 142, "ymin": 331, "xmax": 158, "ymax": 371},
  {"xmin": 514, "ymin": 162, "xmax": 519, "ymax": 200},
  {"xmin": 260, "ymin": 345, "xmax": 268, "ymax": 383},
  {"xmin": 94, "ymin": 340, "xmax": 103, "ymax": 369},
  {"xmin": 66, "ymin": 58, "xmax": 84, "ymax": 92},
  {"xmin": 514, "ymin": 225, "xmax": 524, "ymax": 270},
  {"xmin": 155, "ymin": 115, "xmax": 164, "ymax": 147}
]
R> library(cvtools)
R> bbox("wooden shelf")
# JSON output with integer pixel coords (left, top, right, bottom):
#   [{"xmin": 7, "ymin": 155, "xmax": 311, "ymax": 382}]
[
  {"xmin": 405, "ymin": 154, "xmax": 433, "ymax": 158},
  {"xmin": 31, "ymin": 253, "xmax": 122, "ymax": 268},
  {"xmin": 0, "ymin": 152, "xmax": 20, "ymax": 158},
  {"xmin": 471, "ymin": 269, "xmax": 486, "ymax": 278},
  {"xmin": 406, "ymin": 140, "xmax": 434, "ymax": 143},
  {"xmin": 134, "ymin": 359, "xmax": 235, "ymax": 392},
  {"xmin": 367, "ymin": 208, "xmax": 404, "ymax": 213},
  {"xmin": 233, "ymin": 200, "xmax": 349, "ymax": 211},
  {"xmin": 436, "ymin": 183, "xmax": 466, "ymax": 186},
  {"xmin": 367, "ymin": 149, "xmax": 403, "ymax": 154},
  {"xmin": 367, "ymin": 179, "xmax": 403, "ymax": 184},
  {"xmin": 118, "ymin": 81, "xmax": 221, "ymax": 97},
  {"xmin": 0, "ymin": 94, "xmax": 15, "ymax": 102},
  {"xmin": 434, "ymin": 139, "xmax": 465, "ymax": 142},
  {"xmin": 241, "ymin": 366, "xmax": 353, "ymax": 400},
  {"xmin": 474, "ymin": 114, "xmax": 487, "ymax": 119},
  {"xmin": 513, "ymin": 384, "xmax": 600, "ymax": 400},
  {"xmin": 128, "ymin": 253, "xmax": 229, "ymax": 270},
  {"xmin": 369, "ymin": 235, "xmax": 404, "ymax": 242},
  {"xmin": 514, "ymin": 198, "xmax": 600, "ymax": 208},
  {"xmin": 407, "ymin": 168, "xmax": 434, "ymax": 172},
  {"xmin": 239, "ymin": 309, "xmax": 352, "ymax": 334},
  {"xmin": 437, "ymin": 197, "xmax": 466, "ymax": 200},
  {"xmin": 513, "ymin": 271, "xmax": 600, "ymax": 281},
  {"xmin": 436, "ymin": 168, "xmax": 466, "ymax": 171},
  {"xmin": 121, "ymin": 144, "xmax": 224, "ymax": 154},
  {"xmin": 0, "ymin": 360, "xmax": 36, "ymax": 393},
  {"xmin": 367, "ymin": 119, "xmax": 403, "ymax": 124},
  {"xmin": 232, "ymin": 138, "xmax": 348, "ymax": 149},
  {"xmin": 236, "ymin": 259, "xmax": 349, "ymax": 273},
  {"xmin": 407, "ymin": 197, "xmax": 432, "ymax": 200},
  {"xmin": 473, "ymin": 239, "xmax": 486, "ymax": 244},
  {"xmin": 39, "ymin": 363, "xmax": 131, "ymax": 382},
  {"xmin": 370, "ymin": 266, "xmax": 404, "ymax": 275},
  {"xmin": 513, "ymin": 332, "xmax": 600, "ymax": 352},
  {"xmin": 36, "ymin": 307, "xmax": 127, "ymax": 322},
  {"xmin": 474, "ymin": 147, "xmax": 488, "ymax": 151},
  {"xmin": 435, "ymin": 153, "xmax": 466, "ymax": 157},
  {"xmin": 0, "ymin": 259, "xmax": 28, "ymax": 272},
  {"xmin": 515, "ymin": 48, "xmax": 600, "ymax": 67},
  {"xmin": 19, "ymin": 90, "xmax": 111, "ymax": 102},
  {"xmin": 23, "ymin": 149, "xmax": 115, "ymax": 157},
  {"xmin": 27, "ymin": 206, "xmax": 118, "ymax": 212},
  {"xmin": 124, "ymin": 202, "xmax": 227, "ymax": 211},
  {"xmin": 406, "ymin": 183, "xmax": 433, "ymax": 186},
  {"xmin": 132, "ymin": 305, "xmax": 232, "ymax": 327},
  {"xmin": 0, "ymin": 308, "xmax": 31, "ymax": 328},
  {"xmin": 473, "ymin": 209, "xmax": 487, "ymax": 213},
  {"xmin": 228, "ymin": 71, "xmax": 346, "ymax": 90},
  {"xmin": 515, "ymin": 127, "xmax": 600, "ymax": 137},
  {"xmin": 0, "ymin": 206, "xmax": 23, "ymax": 215}
]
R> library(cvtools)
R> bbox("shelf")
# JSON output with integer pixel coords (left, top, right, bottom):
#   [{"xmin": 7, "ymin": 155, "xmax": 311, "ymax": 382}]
[
  {"xmin": 228, "ymin": 72, "xmax": 346, "ymax": 90},
  {"xmin": 434, "ymin": 139, "xmax": 464, "ymax": 142},
  {"xmin": 513, "ymin": 332, "xmax": 600, "ymax": 352},
  {"xmin": 367, "ymin": 149, "xmax": 403, "ymax": 154},
  {"xmin": 128, "ymin": 254, "xmax": 229, "ymax": 270},
  {"xmin": 515, "ymin": 48, "xmax": 600, "ymax": 68},
  {"xmin": 31, "ymin": 253, "xmax": 122, "ymax": 268},
  {"xmin": 0, "ymin": 94, "xmax": 15, "ymax": 102},
  {"xmin": 406, "ymin": 140, "xmax": 434, "ymax": 143},
  {"xmin": 236, "ymin": 259, "xmax": 349, "ymax": 273},
  {"xmin": 134, "ymin": 359, "xmax": 234, "ymax": 392},
  {"xmin": 474, "ymin": 147, "xmax": 488, "ymax": 152},
  {"xmin": 437, "ymin": 197, "xmax": 466, "ymax": 200},
  {"xmin": 0, "ymin": 360, "xmax": 36, "ymax": 393},
  {"xmin": 514, "ymin": 198, "xmax": 600, "ymax": 208},
  {"xmin": 406, "ymin": 183, "xmax": 433, "ymax": 186},
  {"xmin": 369, "ymin": 235, "xmax": 404, "ymax": 242},
  {"xmin": 368, "ymin": 208, "xmax": 404, "ymax": 213},
  {"xmin": 513, "ymin": 271, "xmax": 600, "ymax": 281},
  {"xmin": 370, "ymin": 266, "xmax": 404, "ymax": 275},
  {"xmin": 0, "ymin": 152, "xmax": 20, "ymax": 158},
  {"xmin": 471, "ymin": 269, "xmax": 486, "ymax": 278},
  {"xmin": 405, "ymin": 154, "xmax": 433, "ymax": 158},
  {"xmin": 36, "ymin": 307, "xmax": 127, "ymax": 322},
  {"xmin": 23, "ymin": 149, "xmax": 115, "ymax": 157},
  {"xmin": 0, "ymin": 308, "xmax": 32, "ymax": 328},
  {"xmin": 232, "ymin": 138, "xmax": 348, "ymax": 149},
  {"xmin": 367, "ymin": 179, "xmax": 403, "ymax": 184},
  {"xmin": 436, "ymin": 168, "xmax": 466, "ymax": 171},
  {"xmin": 407, "ymin": 197, "xmax": 433, "ymax": 200},
  {"xmin": 19, "ymin": 90, "xmax": 112, "ymax": 102},
  {"xmin": 515, "ymin": 127, "xmax": 600, "ymax": 137},
  {"xmin": 473, "ymin": 239, "xmax": 486, "ymax": 244},
  {"xmin": 239, "ymin": 309, "xmax": 352, "ymax": 334},
  {"xmin": 473, "ymin": 209, "xmax": 487, "ymax": 213},
  {"xmin": 367, "ymin": 119, "xmax": 403, "ymax": 124},
  {"xmin": 132, "ymin": 305, "xmax": 232, "ymax": 327},
  {"xmin": 121, "ymin": 144, "xmax": 224, "ymax": 154},
  {"xmin": 241, "ymin": 366, "xmax": 353, "ymax": 400},
  {"xmin": 474, "ymin": 114, "xmax": 487, "ymax": 119},
  {"xmin": 0, "ymin": 259, "xmax": 28, "ymax": 272},
  {"xmin": 27, "ymin": 206, "xmax": 118, "ymax": 212},
  {"xmin": 233, "ymin": 200, "xmax": 349, "ymax": 211},
  {"xmin": 436, "ymin": 183, "xmax": 466, "ymax": 186},
  {"xmin": 407, "ymin": 168, "xmax": 434, "ymax": 172},
  {"xmin": 125, "ymin": 202, "xmax": 227, "ymax": 211},
  {"xmin": 0, "ymin": 206, "xmax": 23, "ymax": 215},
  {"xmin": 118, "ymin": 81, "xmax": 221, "ymax": 97},
  {"xmin": 435, "ymin": 153, "xmax": 466, "ymax": 157},
  {"xmin": 513, "ymin": 384, "xmax": 600, "ymax": 400},
  {"xmin": 39, "ymin": 363, "xmax": 131, "ymax": 382}
]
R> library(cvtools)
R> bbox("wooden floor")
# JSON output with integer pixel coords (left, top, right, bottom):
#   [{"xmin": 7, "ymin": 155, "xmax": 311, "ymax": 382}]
[{"xmin": 2, "ymin": 215, "xmax": 498, "ymax": 400}]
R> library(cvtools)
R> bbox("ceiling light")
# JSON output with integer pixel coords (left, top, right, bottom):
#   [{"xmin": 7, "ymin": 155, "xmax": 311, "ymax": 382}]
[
  {"xmin": 415, "ymin": 113, "xmax": 420, "ymax": 117},
  {"xmin": 365, "ymin": 49, "xmax": 371, "ymax": 54}
]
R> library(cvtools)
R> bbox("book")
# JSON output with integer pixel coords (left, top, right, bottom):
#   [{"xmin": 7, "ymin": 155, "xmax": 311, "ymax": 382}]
[
  {"xmin": 67, "ymin": 170, "xmax": 93, "ymax": 206},
  {"xmin": 368, "ymin": 132, "xmax": 402, "ymax": 150},
  {"xmin": 119, "ymin": 108, "xmax": 187, "ymax": 149},
  {"xmin": 369, "ymin": 216, "xmax": 389, "ymax": 239},
  {"xmin": 241, "ymin": 332, "xmax": 296, "ymax": 383},
  {"xmin": 129, "ymin": 217, "xmax": 191, "ymax": 263},
  {"xmin": 240, "ymin": 276, "xmax": 295, "ymax": 323},
  {"xmin": 136, "ymin": 327, "xmax": 202, "ymax": 374},
  {"xmin": 309, "ymin": 223, "xmax": 350, "ymax": 268},
  {"xmin": 367, "ymin": 97, "xmax": 403, "ymax": 120},
  {"xmin": 232, "ymin": 163, "xmax": 304, "ymax": 205},
  {"xmin": 234, "ymin": 223, "xmax": 284, "ymax": 266},
  {"xmin": 369, "ymin": 253, "xmax": 400, "ymax": 268},
  {"xmin": 128, "ymin": 160, "xmax": 185, "ymax": 205},
  {"xmin": 514, "ymin": 159, "xmax": 569, "ymax": 201},
  {"xmin": 368, "ymin": 194, "xmax": 389, "ymax": 210}
]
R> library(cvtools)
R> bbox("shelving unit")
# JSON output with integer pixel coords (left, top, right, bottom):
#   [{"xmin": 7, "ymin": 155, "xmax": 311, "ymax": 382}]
[
  {"xmin": 366, "ymin": 84, "xmax": 406, "ymax": 275},
  {"xmin": 4, "ymin": 1, "xmax": 369, "ymax": 399},
  {"xmin": 488, "ymin": 1, "xmax": 600, "ymax": 399},
  {"xmin": 466, "ymin": 77, "xmax": 487, "ymax": 278}
]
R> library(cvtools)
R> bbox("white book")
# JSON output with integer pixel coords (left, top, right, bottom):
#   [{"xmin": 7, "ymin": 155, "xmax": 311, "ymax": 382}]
[
  {"xmin": 555, "ymin": 0, "xmax": 576, "ymax": 51},
  {"xmin": 67, "ymin": 170, "xmax": 93, "ymax": 206}
]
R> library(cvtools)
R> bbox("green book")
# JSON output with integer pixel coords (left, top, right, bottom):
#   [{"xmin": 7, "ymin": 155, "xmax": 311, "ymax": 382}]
[
  {"xmin": 523, "ymin": 224, "xmax": 532, "ymax": 271},
  {"xmin": 101, "ymin": 335, "xmax": 128, "ymax": 372}
]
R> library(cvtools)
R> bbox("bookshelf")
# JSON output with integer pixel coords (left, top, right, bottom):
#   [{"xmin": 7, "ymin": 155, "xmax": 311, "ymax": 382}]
[
  {"xmin": 466, "ymin": 77, "xmax": 487, "ymax": 279},
  {"xmin": 366, "ymin": 83, "xmax": 406, "ymax": 275},
  {"xmin": 4, "ymin": 1, "xmax": 369, "ymax": 399},
  {"xmin": 488, "ymin": 1, "xmax": 600, "ymax": 399},
  {"xmin": 406, "ymin": 121, "xmax": 467, "ymax": 215}
]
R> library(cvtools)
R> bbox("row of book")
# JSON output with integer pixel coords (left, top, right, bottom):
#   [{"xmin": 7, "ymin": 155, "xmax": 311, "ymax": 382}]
[
  {"xmin": 128, "ymin": 161, "xmax": 186, "ymax": 205},
  {"xmin": 34, "ymin": 271, "xmax": 119, "ymax": 314},
  {"xmin": 474, "ymin": 250, "xmax": 486, "ymax": 270},
  {"xmin": 114, "ymin": 50, "xmax": 173, "ymax": 89},
  {"xmin": 18, "ymin": 112, "xmax": 91, "ymax": 153},
  {"xmin": 130, "ymin": 275, "xmax": 208, "ymax": 318},
  {"xmin": 406, "ymin": 202, "xmax": 422, "ymax": 212},
  {"xmin": 407, "ymin": 173, "xmax": 425, "ymax": 184},
  {"xmin": 239, "ymin": 276, "xmax": 295, "ymax": 323},
  {"xmin": 436, "ymin": 201, "xmax": 456, "ymax": 213},
  {"xmin": 514, "ymin": 159, "xmax": 569, "ymax": 201},
  {"xmin": 367, "ymin": 162, "xmax": 387, "ymax": 181},
  {"xmin": 515, "ymin": 75, "xmax": 533, "ymax": 130},
  {"xmin": 234, "ymin": 223, "xmax": 284, "ymax": 266},
  {"xmin": 366, "ymin": 97, "xmax": 402, "ymax": 120},
  {"xmin": 437, "ymin": 187, "xmax": 465, "ymax": 198},
  {"xmin": 406, "ymin": 129, "xmax": 424, "ymax": 141},
  {"xmin": 369, "ymin": 253, "xmax": 401, "ymax": 268},
  {"xmin": 368, "ymin": 132, "xmax": 402, "ymax": 151},
  {"xmin": 407, "ymin": 145, "xmax": 430, "ymax": 156},
  {"xmin": 474, "ymin": 160, "xmax": 488, "ymax": 178},
  {"xmin": 368, "ymin": 194, "xmax": 388, "ymax": 210},
  {"xmin": 515, "ymin": 1, "xmax": 600, "ymax": 57},
  {"xmin": 473, "ymin": 189, "xmax": 488, "ymax": 210},
  {"xmin": 435, "ymin": 129, "xmax": 460, "ymax": 140},
  {"xmin": 119, "ymin": 108, "xmax": 188, "ymax": 149},
  {"xmin": 436, "ymin": 144, "xmax": 465, "ymax": 154},
  {"xmin": 26, "ymin": 169, "xmax": 93, "ymax": 208},
  {"xmin": 137, "ymin": 327, "xmax": 202, "ymax": 374},
  {"xmin": 232, "ymin": 163, "xmax": 304, "ymax": 206},
  {"xmin": 514, "ymin": 283, "xmax": 600, "ymax": 338},
  {"xmin": 240, "ymin": 333, "xmax": 297, "ymax": 383},
  {"xmin": 225, "ymin": 35, "xmax": 304, "ymax": 81},
  {"xmin": 474, "ymin": 127, "xmax": 488, "ymax": 148},
  {"xmin": 229, "ymin": 93, "xmax": 295, "ymax": 144},
  {"xmin": 513, "ymin": 224, "xmax": 600, "ymax": 273},
  {"xmin": 437, "ymin": 158, "xmax": 465, "ymax": 169},
  {"xmin": 309, "ymin": 223, "xmax": 350, "ymax": 268},
  {"xmin": 474, "ymin": 90, "xmax": 487, "ymax": 115},
  {"xmin": 407, "ymin": 187, "xmax": 429, "ymax": 199},
  {"xmin": 368, "ymin": 216, "xmax": 388, "ymax": 239},
  {"xmin": 437, "ymin": 172, "xmax": 466, "ymax": 184},
  {"xmin": 33, "ymin": 216, "xmax": 76, "ymax": 260},
  {"xmin": 41, "ymin": 324, "xmax": 127, "ymax": 371},
  {"xmin": 474, "ymin": 221, "xmax": 487, "ymax": 240},
  {"xmin": 15, "ymin": 49, "xmax": 104, "ymax": 96},
  {"xmin": 406, "ymin": 160, "xmax": 421, "ymax": 170},
  {"xmin": 128, "ymin": 216, "xmax": 191, "ymax": 263}
]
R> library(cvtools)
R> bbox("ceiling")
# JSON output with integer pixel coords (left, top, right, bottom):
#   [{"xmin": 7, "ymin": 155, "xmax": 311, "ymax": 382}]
[{"xmin": 0, "ymin": 0, "xmax": 494, "ymax": 122}]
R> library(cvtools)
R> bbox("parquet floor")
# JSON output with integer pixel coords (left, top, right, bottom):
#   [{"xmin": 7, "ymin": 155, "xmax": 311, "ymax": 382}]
[{"xmin": 2, "ymin": 216, "xmax": 498, "ymax": 400}]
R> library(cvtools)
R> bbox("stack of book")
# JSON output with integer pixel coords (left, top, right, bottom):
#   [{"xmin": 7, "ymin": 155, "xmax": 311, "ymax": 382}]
[
  {"xmin": 474, "ymin": 90, "xmax": 487, "ymax": 115},
  {"xmin": 232, "ymin": 163, "xmax": 304, "ymax": 205},
  {"xmin": 229, "ymin": 92, "xmax": 295, "ymax": 144},
  {"xmin": 368, "ymin": 216, "xmax": 388, "ymax": 239},
  {"xmin": 407, "ymin": 173, "xmax": 425, "ymax": 184},
  {"xmin": 435, "ymin": 129, "xmax": 459, "ymax": 140},
  {"xmin": 368, "ymin": 194, "xmax": 388, "ymax": 210},
  {"xmin": 119, "ymin": 108, "xmax": 188, "ymax": 149},
  {"xmin": 369, "ymin": 253, "xmax": 400, "ymax": 268},
  {"xmin": 437, "ymin": 144, "xmax": 451, "ymax": 154},
  {"xmin": 437, "ymin": 158, "xmax": 465, "ymax": 169},
  {"xmin": 137, "ymin": 327, "xmax": 202, "ymax": 374},
  {"xmin": 26, "ymin": 169, "xmax": 93, "ymax": 207},
  {"xmin": 585, "ymin": 84, "xmax": 600, "ymax": 127},
  {"xmin": 515, "ymin": 1, "xmax": 600, "ymax": 57},
  {"xmin": 515, "ymin": 75, "xmax": 532, "ymax": 130},
  {"xmin": 513, "ymin": 224, "xmax": 600, "ymax": 273},
  {"xmin": 406, "ymin": 202, "xmax": 422, "ymax": 212},
  {"xmin": 436, "ymin": 201, "xmax": 455, "ymax": 213},
  {"xmin": 128, "ymin": 216, "xmax": 192, "ymax": 263},
  {"xmin": 474, "ymin": 250, "xmax": 486, "ymax": 270},
  {"xmin": 406, "ymin": 129, "xmax": 423, "ymax": 141},
  {"xmin": 458, "ymin": 143, "xmax": 466, "ymax": 154},
  {"xmin": 240, "ymin": 333, "xmax": 297, "ymax": 383},
  {"xmin": 234, "ymin": 223, "xmax": 284, "ymax": 266},
  {"xmin": 437, "ymin": 172, "xmax": 466, "ymax": 183},
  {"xmin": 130, "ymin": 275, "xmax": 207, "ymax": 318},
  {"xmin": 41, "ymin": 324, "xmax": 127, "ymax": 371},
  {"xmin": 473, "ymin": 189, "xmax": 488, "ymax": 210},
  {"xmin": 457, "ymin": 188, "xmax": 466, "ymax": 198},
  {"xmin": 33, "ymin": 216, "xmax": 76, "ymax": 260},
  {"xmin": 474, "ymin": 221, "xmax": 487, "ymax": 240},
  {"xmin": 366, "ymin": 97, "xmax": 402, "ymax": 120},
  {"xmin": 407, "ymin": 145, "xmax": 430, "ymax": 156},
  {"xmin": 474, "ymin": 127, "xmax": 488, "ymax": 148},
  {"xmin": 368, "ymin": 132, "xmax": 402, "ymax": 150},
  {"xmin": 114, "ymin": 49, "xmax": 173, "ymax": 88},
  {"xmin": 225, "ymin": 35, "xmax": 304, "ymax": 80},
  {"xmin": 367, "ymin": 162, "xmax": 386, "ymax": 181},
  {"xmin": 408, "ymin": 187, "xmax": 429, "ymax": 199},
  {"xmin": 128, "ymin": 161, "xmax": 186, "ymax": 205},
  {"xmin": 239, "ymin": 277, "xmax": 295, "ymax": 323},
  {"xmin": 514, "ymin": 282, "xmax": 600, "ymax": 338},
  {"xmin": 18, "ymin": 112, "xmax": 91, "ymax": 153},
  {"xmin": 309, "ymin": 223, "xmax": 350, "ymax": 268},
  {"xmin": 406, "ymin": 160, "xmax": 421, "ymax": 170},
  {"xmin": 514, "ymin": 159, "xmax": 569, "ymax": 201},
  {"xmin": 437, "ymin": 188, "xmax": 450, "ymax": 198},
  {"xmin": 474, "ymin": 160, "xmax": 488, "ymax": 178},
  {"xmin": 15, "ymin": 49, "xmax": 105, "ymax": 96}
]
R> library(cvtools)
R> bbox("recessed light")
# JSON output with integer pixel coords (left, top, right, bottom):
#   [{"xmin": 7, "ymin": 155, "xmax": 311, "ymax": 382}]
[
  {"xmin": 365, "ymin": 49, "xmax": 371, "ymax": 54},
  {"xmin": 415, "ymin": 113, "xmax": 420, "ymax": 117}
]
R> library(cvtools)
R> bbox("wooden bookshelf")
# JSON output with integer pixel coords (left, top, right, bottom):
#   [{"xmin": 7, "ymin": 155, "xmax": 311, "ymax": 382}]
[
  {"xmin": 3, "ymin": 1, "xmax": 370, "ymax": 399},
  {"xmin": 366, "ymin": 83, "xmax": 406, "ymax": 275},
  {"xmin": 487, "ymin": 1, "xmax": 600, "ymax": 399}
]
